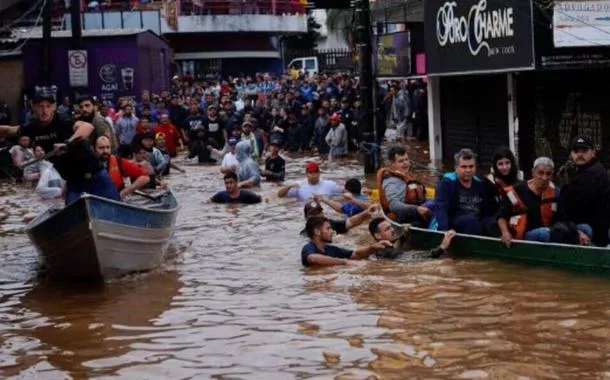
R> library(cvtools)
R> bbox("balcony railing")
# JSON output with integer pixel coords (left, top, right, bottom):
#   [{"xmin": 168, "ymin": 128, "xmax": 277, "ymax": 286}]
[
  {"xmin": 180, "ymin": 1, "xmax": 306, "ymax": 15},
  {"xmin": 57, "ymin": 0, "xmax": 306, "ymax": 15}
]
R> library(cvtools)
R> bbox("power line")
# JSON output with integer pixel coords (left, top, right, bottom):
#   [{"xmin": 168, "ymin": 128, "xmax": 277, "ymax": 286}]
[
  {"xmin": 0, "ymin": 0, "xmax": 45, "ymax": 33},
  {"xmin": 2, "ymin": 0, "xmax": 47, "ymax": 55}
]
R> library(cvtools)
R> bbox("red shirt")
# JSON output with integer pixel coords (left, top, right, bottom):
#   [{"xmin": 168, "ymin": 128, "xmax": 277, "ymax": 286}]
[
  {"xmin": 108, "ymin": 155, "xmax": 148, "ymax": 190},
  {"xmin": 153, "ymin": 123, "xmax": 182, "ymax": 157}
]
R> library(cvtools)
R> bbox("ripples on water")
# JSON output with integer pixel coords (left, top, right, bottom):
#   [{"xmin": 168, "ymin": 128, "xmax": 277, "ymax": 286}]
[{"xmin": 0, "ymin": 153, "xmax": 610, "ymax": 379}]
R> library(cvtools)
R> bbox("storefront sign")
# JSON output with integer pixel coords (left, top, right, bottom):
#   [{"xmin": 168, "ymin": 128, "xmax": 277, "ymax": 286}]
[
  {"xmin": 553, "ymin": 1, "xmax": 610, "ymax": 47},
  {"xmin": 425, "ymin": 0, "xmax": 535, "ymax": 75},
  {"xmin": 97, "ymin": 62, "xmax": 137, "ymax": 100},
  {"xmin": 68, "ymin": 50, "xmax": 88, "ymax": 87},
  {"xmin": 373, "ymin": 32, "xmax": 411, "ymax": 77}
]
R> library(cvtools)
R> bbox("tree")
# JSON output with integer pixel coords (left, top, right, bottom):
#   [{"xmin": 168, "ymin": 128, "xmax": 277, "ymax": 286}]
[
  {"xmin": 284, "ymin": 13, "xmax": 322, "ymax": 50},
  {"xmin": 326, "ymin": 8, "xmax": 356, "ymax": 49}
]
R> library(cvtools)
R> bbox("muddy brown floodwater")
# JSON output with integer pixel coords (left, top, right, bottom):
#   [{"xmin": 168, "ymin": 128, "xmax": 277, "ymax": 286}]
[{"xmin": 0, "ymin": 148, "xmax": 610, "ymax": 380}]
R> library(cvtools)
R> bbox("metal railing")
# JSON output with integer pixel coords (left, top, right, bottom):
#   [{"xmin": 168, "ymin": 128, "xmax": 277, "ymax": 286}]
[
  {"xmin": 180, "ymin": 0, "xmax": 307, "ymax": 16},
  {"xmin": 54, "ymin": 0, "xmax": 306, "ymax": 15}
]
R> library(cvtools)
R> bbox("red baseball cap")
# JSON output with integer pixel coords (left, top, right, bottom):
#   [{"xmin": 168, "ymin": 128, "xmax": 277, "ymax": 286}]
[{"xmin": 305, "ymin": 162, "xmax": 320, "ymax": 173}]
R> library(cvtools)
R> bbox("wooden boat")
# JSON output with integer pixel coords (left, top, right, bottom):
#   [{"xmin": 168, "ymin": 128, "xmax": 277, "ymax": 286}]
[
  {"xmin": 384, "ymin": 213, "xmax": 610, "ymax": 273},
  {"xmin": 25, "ymin": 190, "xmax": 179, "ymax": 281}
]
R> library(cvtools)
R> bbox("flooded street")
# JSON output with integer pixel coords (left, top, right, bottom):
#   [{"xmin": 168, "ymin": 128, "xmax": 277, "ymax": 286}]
[{"xmin": 1, "ymin": 152, "xmax": 610, "ymax": 379}]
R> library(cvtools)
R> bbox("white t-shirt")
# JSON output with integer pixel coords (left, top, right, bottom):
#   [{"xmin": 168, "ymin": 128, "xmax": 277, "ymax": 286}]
[{"xmin": 287, "ymin": 179, "xmax": 343, "ymax": 202}]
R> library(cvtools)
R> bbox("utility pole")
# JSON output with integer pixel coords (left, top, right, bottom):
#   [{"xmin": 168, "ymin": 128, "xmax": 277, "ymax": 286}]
[
  {"xmin": 354, "ymin": 0, "xmax": 377, "ymax": 174},
  {"xmin": 41, "ymin": 0, "xmax": 53, "ymax": 86},
  {"xmin": 71, "ymin": 0, "xmax": 83, "ymax": 44}
]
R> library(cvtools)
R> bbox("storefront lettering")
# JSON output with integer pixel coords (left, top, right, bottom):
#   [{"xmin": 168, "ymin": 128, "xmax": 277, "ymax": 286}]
[
  {"xmin": 101, "ymin": 83, "xmax": 118, "ymax": 91},
  {"xmin": 436, "ymin": 0, "xmax": 514, "ymax": 56}
]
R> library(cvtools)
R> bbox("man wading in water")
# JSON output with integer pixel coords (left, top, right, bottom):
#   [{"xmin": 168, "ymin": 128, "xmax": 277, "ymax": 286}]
[
  {"xmin": 301, "ymin": 216, "xmax": 393, "ymax": 267},
  {"xmin": 368, "ymin": 217, "xmax": 456, "ymax": 259},
  {"xmin": 0, "ymin": 88, "xmax": 119, "ymax": 204}
]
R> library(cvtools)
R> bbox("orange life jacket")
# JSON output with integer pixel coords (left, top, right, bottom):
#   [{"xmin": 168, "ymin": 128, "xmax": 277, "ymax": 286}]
[
  {"xmin": 487, "ymin": 173, "xmax": 523, "ymax": 208},
  {"xmin": 376, "ymin": 167, "xmax": 426, "ymax": 219},
  {"xmin": 107, "ymin": 155, "xmax": 126, "ymax": 191},
  {"xmin": 509, "ymin": 182, "xmax": 557, "ymax": 239}
]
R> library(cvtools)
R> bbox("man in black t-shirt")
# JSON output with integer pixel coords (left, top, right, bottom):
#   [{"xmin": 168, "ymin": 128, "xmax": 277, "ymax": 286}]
[
  {"xmin": 0, "ymin": 89, "xmax": 120, "ymax": 204},
  {"xmin": 301, "ymin": 216, "xmax": 391, "ymax": 267},
  {"xmin": 261, "ymin": 141, "xmax": 285, "ymax": 182},
  {"xmin": 211, "ymin": 171, "xmax": 262, "ymax": 204}
]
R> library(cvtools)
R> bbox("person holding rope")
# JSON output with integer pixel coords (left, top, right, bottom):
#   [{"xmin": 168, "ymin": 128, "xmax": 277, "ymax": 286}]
[{"xmin": 0, "ymin": 87, "xmax": 120, "ymax": 204}]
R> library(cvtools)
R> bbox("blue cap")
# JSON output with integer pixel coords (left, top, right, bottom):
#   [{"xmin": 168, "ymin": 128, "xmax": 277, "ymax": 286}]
[{"xmin": 228, "ymin": 136, "xmax": 239, "ymax": 145}]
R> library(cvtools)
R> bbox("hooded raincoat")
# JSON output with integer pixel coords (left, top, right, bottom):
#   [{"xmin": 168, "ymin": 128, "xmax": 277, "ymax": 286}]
[{"xmin": 235, "ymin": 141, "xmax": 261, "ymax": 186}]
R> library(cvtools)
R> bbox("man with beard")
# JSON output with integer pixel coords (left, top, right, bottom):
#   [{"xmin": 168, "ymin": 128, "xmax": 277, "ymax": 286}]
[
  {"xmin": 94, "ymin": 136, "xmax": 150, "ymax": 200},
  {"xmin": 301, "ymin": 216, "xmax": 392, "ymax": 267},
  {"xmin": 558, "ymin": 136, "xmax": 610, "ymax": 246},
  {"xmin": 0, "ymin": 87, "xmax": 118, "ymax": 204},
  {"xmin": 77, "ymin": 95, "xmax": 117, "ymax": 150}
]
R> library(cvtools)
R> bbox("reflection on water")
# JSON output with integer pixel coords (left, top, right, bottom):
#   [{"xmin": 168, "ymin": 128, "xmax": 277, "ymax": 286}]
[{"xmin": 0, "ymin": 152, "xmax": 610, "ymax": 379}]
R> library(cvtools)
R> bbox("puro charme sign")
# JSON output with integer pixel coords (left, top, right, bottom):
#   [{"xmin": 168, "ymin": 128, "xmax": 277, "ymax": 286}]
[
  {"xmin": 436, "ymin": 0, "xmax": 514, "ymax": 56},
  {"xmin": 425, "ymin": 0, "xmax": 533, "ymax": 75}
]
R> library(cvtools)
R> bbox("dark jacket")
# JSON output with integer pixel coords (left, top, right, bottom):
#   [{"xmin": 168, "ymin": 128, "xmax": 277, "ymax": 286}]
[
  {"xmin": 433, "ymin": 172, "xmax": 493, "ymax": 231},
  {"xmin": 558, "ymin": 158, "xmax": 610, "ymax": 246}
]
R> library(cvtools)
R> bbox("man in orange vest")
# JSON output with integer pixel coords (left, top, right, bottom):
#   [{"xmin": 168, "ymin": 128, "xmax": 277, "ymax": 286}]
[
  {"xmin": 496, "ymin": 156, "xmax": 592, "ymax": 245},
  {"xmin": 94, "ymin": 136, "xmax": 151, "ymax": 200},
  {"xmin": 377, "ymin": 145, "xmax": 432, "ymax": 225}
]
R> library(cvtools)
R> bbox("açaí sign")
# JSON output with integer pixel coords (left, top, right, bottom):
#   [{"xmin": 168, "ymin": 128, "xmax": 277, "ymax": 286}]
[{"xmin": 425, "ymin": 0, "xmax": 534, "ymax": 75}]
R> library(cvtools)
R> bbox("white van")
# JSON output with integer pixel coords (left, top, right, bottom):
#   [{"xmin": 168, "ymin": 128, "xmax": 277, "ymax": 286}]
[{"xmin": 287, "ymin": 56, "xmax": 319, "ymax": 77}]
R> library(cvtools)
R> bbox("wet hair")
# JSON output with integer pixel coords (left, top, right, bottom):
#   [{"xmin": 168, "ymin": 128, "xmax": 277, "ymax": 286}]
[
  {"xmin": 454, "ymin": 148, "xmax": 477, "ymax": 166},
  {"xmin": 223, "ymin": 171, "xmax": 238, "ymax": 182},
  {"xmin": 368, "ymin": 217, "xmax": 386, "ymax": 237},
  {"xmin": 533, "ymin": 157, "xmax": 554, "ymax": 170},
  {"xmin": 305, "ymin": 216, "xmax": 329, "ymax": 239},
  {"xmin": 491, "ymin": 146, "xmax": 519, "ymax": 184},
  {"xmin": 387, "ymin": 145, "xmax": 407, "ymax": 162},
  {"xmin": 345, "ymin": 178, "xmax": 362, "ymax": 195}
]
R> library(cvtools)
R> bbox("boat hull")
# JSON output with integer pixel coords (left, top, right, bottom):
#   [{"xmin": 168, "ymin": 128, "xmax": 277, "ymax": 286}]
[
  {"xmin": 25, "ymin": 192, "xmax": 179, "ymax": 281},
  {"xmin": 391, "ymin": 222, "xmax": 610, "ymax": 274}
]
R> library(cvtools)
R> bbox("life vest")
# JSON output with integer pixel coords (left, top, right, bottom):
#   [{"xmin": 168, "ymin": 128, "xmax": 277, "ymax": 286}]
[
  {"xmin": 486, "ymin": 173, "xmax": 524, "ymax": 209},
  {"xmin": 107, "ymin": 155, "xmax": 129, "ymax": 191},
  {"xmin": 376, "ymin": 167, "xmax": 426, "ymax": 219},
  {"xmin": 509, "ymin": 182, "xmax": 557, "ymax": 239}
]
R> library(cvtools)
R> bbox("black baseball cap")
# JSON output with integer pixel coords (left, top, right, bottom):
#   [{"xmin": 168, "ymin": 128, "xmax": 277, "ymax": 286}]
[
  {"xmin": 570, "ymin": 135, "xmax": 595, "ymax": 151},
  {"xmin": 33, "ymin": 86, "xmax": 56, "ymax": 104}
]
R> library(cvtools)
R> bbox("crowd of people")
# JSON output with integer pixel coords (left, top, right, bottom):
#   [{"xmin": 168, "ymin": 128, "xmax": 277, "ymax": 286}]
[{"xmin": 5, "ymin": 70, "xmax": 602, "ymax": 269}]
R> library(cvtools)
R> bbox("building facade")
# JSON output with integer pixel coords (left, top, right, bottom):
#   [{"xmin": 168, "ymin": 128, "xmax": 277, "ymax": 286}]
[
  {"xmin": 423, "ymin": 0, "xmax": 535, "ymax": 166},
  {"xmin": 60, "ymin": 0, "xmax": 308, "ymax": 76},
  {"xmin": 423, "ymin": 0, "xmax": 610, "ymax": 172},
  {"xmin": 21, "ymin": 29, "xmax": 172, "ymax": 102}
]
